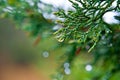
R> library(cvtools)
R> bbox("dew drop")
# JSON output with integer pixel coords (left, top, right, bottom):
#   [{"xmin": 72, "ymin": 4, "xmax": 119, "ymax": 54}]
[
  {"xmin": 42, "ymin": 51, "xmax": 49, "ymax": 58},
  {"xmin": 85, "ymin": 64, "xmax": 93, "ymax": 71},
  {"xmin": 64, "ymin": 62, "xmax": 70, "ymax": 68},
  {"xmin": 64, "ymin": 68, "xmax": 71, "ymax": 75}
]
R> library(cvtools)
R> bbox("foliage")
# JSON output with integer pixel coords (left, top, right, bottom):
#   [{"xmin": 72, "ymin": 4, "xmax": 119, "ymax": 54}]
[
  {"xmin": 54, "ymin": 0, "xmax": 120, "ymax": 80},
  {"xmin": 54, "ymin": 0, "xmax": 120, "ymax": 51},
  {"xmin": 0, "ymin": 0, "xmax": 120, "ymax": 80},
  {"xmin": 0, "ymin": 0, "xmax": 54, "ymax": 37}
]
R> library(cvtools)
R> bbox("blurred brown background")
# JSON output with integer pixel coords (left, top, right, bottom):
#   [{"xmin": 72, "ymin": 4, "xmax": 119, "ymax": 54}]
[{"xmin": 0, "ymin": 18, "xmax": 56, "ymax": 80}]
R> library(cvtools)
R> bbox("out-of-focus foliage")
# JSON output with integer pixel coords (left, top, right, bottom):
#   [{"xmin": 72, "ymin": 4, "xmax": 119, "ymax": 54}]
[
  {"xmin": 0, "ymin": 0, "xmax": 54, "ymax": 37},
  {"xmin": 0, "ymin": 0, "xmax": 120, "ymax": 80},
  {"xmin": 0, "ymin": 0, "xmax": 55, "ymax": 71}
]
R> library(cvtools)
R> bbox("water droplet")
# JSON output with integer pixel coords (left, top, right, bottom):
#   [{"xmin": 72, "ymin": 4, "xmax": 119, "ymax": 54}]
[
  {"xmin": 64, "ymin": 62, "xmax": 70, "ymax": 68},
  {"xmin": 85, "ymin": 64, "xmax": 93, "ymax": 71},
  {"xmin": 42, "ymin": 51, "xmax": 49, "ymax": 58},
  {"xmin": 64, "ymin": 68, "xmax": 71, "ymax": 75}
]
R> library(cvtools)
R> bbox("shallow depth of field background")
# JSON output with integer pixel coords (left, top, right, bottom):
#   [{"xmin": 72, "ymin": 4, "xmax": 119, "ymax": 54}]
[
  {"xmin": 0, "ymin": 0, "xmax": 120, "ymax": 80},
  {"xmin": 1, "ymin": 19, "xmax": 120, "ymax": 80}
]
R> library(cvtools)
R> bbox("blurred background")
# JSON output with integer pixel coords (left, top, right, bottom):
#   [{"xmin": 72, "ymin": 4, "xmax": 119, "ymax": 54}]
[
  {"xmin": 0, "ymin": 18, "xmax": 57, "ymax": 80},
  {"xmin": 0, "ymin": 0, "xmax": 120, "ymax": 80}
]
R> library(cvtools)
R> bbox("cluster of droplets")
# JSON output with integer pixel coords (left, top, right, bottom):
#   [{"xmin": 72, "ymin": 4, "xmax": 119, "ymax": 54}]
[{"xmin": 63, "ymin": 62, "xmax": 71, "ymax": 75}]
